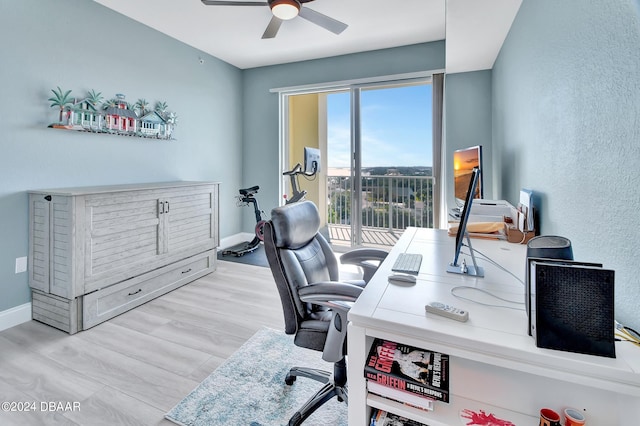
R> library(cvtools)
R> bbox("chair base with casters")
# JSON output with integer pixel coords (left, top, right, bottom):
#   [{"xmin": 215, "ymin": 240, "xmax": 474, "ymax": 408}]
[
  {"xmin": 263, "ymin": 200, "xmax": 387, "ymax": 425},
  {"xmin": 285, "ymin": 358, "xmax": 347, "ymax": 426}
]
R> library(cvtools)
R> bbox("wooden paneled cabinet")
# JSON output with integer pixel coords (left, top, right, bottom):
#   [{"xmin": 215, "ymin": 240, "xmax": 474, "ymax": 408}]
[{"xmin": 28, "ymin": 181, "xmax": 219, "ymax": 333}]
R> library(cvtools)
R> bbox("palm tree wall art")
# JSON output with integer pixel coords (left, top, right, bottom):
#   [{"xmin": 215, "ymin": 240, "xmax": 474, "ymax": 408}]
[{"xmin": 47, "ymin": 86, "xmax": 177, "ymax": 140}]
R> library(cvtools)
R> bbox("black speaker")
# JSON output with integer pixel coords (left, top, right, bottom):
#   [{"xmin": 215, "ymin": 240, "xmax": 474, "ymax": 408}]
[
  {"xmin": 527, "ymin": 235, "xmax": 573, "ymax": 260},
  {"xmin": 525, "ymin": 236, "xmax": 573, "ymax": 335},
  {"xmin": 529, "ymin": 261, "xmax": 615, "ymax": 358}
]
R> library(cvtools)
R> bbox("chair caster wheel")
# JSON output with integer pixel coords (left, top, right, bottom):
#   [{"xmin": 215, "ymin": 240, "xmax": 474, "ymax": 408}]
[
  {"xmin": 288, "ymin": 412, "xmax": 302, "ymax": 426},
  {"xmin": 285, "ymin": 374, "xmax": 296, "ymax": 385}
]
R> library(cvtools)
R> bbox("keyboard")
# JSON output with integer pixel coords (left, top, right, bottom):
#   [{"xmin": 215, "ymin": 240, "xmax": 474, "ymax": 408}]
[{"xmin": 391, "ymin": 253, "xmax": 423, "ymax": 275}]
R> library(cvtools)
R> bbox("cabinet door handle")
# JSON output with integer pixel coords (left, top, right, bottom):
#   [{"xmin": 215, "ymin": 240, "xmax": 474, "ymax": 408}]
[
  {"xmin": 128, "ymin": 289, "xmax": 142, "ymax": 296},
  {"xmin": 159, "ymin": 201, "xmax": 165, "ymax": 214},
  {"xmin": 181, "ymin": 268, "xmax": 192, "ymax": 274},
  {"xmin": 165, "ymin": 201, "xmax": 170, "ymax": 213}
]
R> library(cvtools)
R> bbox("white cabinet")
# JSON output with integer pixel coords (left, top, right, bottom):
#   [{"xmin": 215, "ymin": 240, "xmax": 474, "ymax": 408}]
[{"xmin": 28, "ymin": 181, "xmax": 219, "ymax": 333}]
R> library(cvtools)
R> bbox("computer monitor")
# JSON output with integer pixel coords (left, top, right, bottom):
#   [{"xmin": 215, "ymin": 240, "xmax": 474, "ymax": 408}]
[
  {"xmin": 447, "ymin": 167, "xmax": 484, "ymax": 277},
  {"xmin": 303, "ymin": 147, "xmax": 321, "ymax": 175},
  {"xmin": 453, "ymin": 145, "xmax": 483, "ymax": 204}
]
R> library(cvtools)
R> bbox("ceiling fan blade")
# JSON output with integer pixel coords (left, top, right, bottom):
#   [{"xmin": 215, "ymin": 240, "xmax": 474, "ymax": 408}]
[
  {"xmin": 298, "ymin": 6, "xmax": 348, "ymax": 35},
  {"xmin": 262, "ymin": 16, "xmax": 283, "ymax": 39},
  {"xmin": 201, "ymin": 1, "xmax": 267, "ymax": 6}
]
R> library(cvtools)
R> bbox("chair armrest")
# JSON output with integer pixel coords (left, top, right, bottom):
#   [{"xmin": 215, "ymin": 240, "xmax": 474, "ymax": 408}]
[
  {"xmin": 340, "ymin": 248, "xmax": 389, "ymax": 283},
  {"xmin": 340, "ymin": 247, "xmax": 389, "ymax": 264},
  {"xmin": 299, "ymin": 282, "xmax": 363, "ymax": 363},
  {"xmin": 298, "ymin": 281, "xmax": 363, "ymax": 310}
]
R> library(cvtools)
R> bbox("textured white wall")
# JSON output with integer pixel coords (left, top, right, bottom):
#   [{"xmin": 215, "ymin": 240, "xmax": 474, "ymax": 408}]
[{"xmin": 493, "ymin": 0, "xmax": 640, "ymax": 329}]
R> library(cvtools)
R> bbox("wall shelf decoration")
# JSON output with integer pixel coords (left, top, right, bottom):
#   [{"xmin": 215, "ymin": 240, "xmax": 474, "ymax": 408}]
[{"xmin": 47, "ymin": 87, "xmax": 177, "ymax": 140}]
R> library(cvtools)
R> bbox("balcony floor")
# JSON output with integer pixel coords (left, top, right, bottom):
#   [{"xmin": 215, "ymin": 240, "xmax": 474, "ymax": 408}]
[{"xmin": 327, "ymin": 224, "xmax": 401, "ymax": 250}]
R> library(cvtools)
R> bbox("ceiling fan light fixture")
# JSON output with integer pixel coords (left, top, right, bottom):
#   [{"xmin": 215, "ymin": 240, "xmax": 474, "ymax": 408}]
[{"xmin": 270, "ymin": 0, "xmax": 300, "ymax": 20}]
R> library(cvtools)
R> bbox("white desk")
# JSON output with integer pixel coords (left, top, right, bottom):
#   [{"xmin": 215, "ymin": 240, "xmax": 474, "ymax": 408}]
[{"xmin": 347, "ymin": 228, "xmax": 640, "ymax": 425}]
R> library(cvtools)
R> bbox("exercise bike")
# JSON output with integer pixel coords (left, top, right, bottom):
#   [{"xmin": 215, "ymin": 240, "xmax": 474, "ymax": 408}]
[
  {"xmin": 282, "ymin": 161, "xmax": 333, "ymax": 243},
  {"xmin": 223, "ymin": 160, "xmax": 317, "ymax": 257},
  {"xmin": 282, "ymin": 163, "xmax": 316, "ymax": 204},
  {"xmin": 222, "ymin": 185, "xmax": 267, "ymax": 257}
]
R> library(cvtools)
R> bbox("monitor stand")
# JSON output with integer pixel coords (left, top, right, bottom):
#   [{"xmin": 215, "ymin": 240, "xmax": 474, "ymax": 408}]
[{"xmin": 446, "ymin": 233, "xmax": 485, "ymax": 277}]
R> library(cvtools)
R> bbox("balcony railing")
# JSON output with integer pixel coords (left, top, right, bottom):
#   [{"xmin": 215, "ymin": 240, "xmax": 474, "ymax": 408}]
[{"xmin": 327, "ymin": 174, "xmax": 435, "ymax": 245}]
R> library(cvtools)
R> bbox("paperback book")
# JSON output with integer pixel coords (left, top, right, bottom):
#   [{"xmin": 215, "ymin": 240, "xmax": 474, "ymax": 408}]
[
  {"xmin": 369, "ymin": 408, "xmax": 429, "ymax": 426},
  {"xmin": 367, "ymin": 380, "xmax": 434, "ymax": 411},
  {"xmin": 364, "ymin": 338, "xmax": 449, "ymax": 403}
]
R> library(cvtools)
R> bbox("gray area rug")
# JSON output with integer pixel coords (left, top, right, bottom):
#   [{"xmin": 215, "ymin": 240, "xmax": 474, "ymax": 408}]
[{"xmin": 165, "ymin": 327, "xmax": 347, "ymax": 426}]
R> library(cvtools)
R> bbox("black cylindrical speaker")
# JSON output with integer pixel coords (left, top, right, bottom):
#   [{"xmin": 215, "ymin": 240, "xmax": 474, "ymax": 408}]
[{"xmin": 526, "ymin": 235, "xmax": 573, "ymax": 261}]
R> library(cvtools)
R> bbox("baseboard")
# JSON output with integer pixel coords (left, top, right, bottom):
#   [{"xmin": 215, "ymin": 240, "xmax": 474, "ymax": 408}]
[
  {"xmin": 1, "ymin": 235, "xmax": 256, "ymax": 332},
  {"xmin": 219, "ymin": 232, "xmax": 255, "ymax": 250},
  {"xmin": 0, "ymin": 302, "xmax": 32, "ymax": 332}
]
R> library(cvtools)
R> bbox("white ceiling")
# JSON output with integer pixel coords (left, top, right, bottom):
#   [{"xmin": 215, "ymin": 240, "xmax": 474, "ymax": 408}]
[
  {"xmin": 446, "ymin": 0, "xmax": 523, "ymax": 73},
  {"xmin": 93, "ymin": 0, "xmax": 521, "ymax": 72}
]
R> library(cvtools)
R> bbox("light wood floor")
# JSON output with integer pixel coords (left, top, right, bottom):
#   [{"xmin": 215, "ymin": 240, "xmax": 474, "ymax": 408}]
[{"xmin": 0, "ymin": 260, "xmax": 285, "ymax": 426}]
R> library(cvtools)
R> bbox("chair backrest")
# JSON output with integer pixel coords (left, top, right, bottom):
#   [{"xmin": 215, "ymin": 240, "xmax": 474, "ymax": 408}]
[{"xmin": 263, "ymin": 201, "xmax": 339, "ymax": 335}]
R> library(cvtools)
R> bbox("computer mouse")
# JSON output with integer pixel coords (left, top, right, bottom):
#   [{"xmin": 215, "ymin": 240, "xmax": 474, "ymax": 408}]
[{"xmin": 388, "ymin": 273, "xmax": 417, "ymax": 285}]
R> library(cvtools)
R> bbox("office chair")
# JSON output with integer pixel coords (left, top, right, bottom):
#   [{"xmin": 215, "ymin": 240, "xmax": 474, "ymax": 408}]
[{"xmin": 263, "ymin": 201, "xmax": 388, "ymax": 425}]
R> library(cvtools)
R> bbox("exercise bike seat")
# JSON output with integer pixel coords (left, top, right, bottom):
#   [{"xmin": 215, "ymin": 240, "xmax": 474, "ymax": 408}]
[{"xmin": 239, "ymin": 186, "xmax": 259, "ymax": 196}]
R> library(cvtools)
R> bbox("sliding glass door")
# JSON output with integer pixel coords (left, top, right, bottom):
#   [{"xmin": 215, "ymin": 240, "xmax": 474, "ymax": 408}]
[
  {"xmin": 283, "ymin": 76, "xmax": 438, "ymax": 249},
  {"xmin": 326, "ymin": 81, "xmax": 434, "ymax": 248}
]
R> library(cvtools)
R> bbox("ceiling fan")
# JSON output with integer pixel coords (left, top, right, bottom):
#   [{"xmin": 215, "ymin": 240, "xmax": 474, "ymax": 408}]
[{"xmin": 201, "ymin": 0, "xmax": 348, "ymax": 39}]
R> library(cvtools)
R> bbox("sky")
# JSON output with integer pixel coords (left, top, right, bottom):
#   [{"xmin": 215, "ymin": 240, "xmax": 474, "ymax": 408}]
[{"xmin": 327, "ymin": 83, "xmax": 433, "ymax": 169}]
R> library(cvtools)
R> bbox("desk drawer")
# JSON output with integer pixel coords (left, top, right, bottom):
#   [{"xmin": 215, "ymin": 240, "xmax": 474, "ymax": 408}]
[{"xmin": 83, "ymin": 250, "xmax": 215, "ymax": 329}]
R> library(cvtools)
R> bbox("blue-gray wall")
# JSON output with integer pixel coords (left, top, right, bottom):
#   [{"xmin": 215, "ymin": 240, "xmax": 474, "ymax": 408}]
[
  {"xmin": 0, "ymin": 0, "xmax": 244, "ymax": 312},
  {"xmin": 241, "ymin": 42, "xmax": 445, "ymax": 225},
  {"xmin": 0, "ymin": 1, "xmax": 445, "ymax": 317},
  {"xmin": 444, "ymin": 70, "xmax": 493, "ymax": 210},
  {"xmin": 7, "ymin": 0, "xmax": 634, "ymax": 332},
  {"xmin": 493, "ymin": 0, "xmax": 640, "ymax": 329}
]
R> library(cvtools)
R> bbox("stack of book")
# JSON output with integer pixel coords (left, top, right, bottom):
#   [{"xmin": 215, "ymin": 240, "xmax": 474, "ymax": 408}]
[{"xmin": 364, "ymin": 338, "xmax": 450, "ymax": 414}]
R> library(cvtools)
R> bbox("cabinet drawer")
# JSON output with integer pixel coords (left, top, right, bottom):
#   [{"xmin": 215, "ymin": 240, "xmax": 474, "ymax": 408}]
[{"xmin": 82, "ymin": 250, "xmax": 215, "ymax": 329}]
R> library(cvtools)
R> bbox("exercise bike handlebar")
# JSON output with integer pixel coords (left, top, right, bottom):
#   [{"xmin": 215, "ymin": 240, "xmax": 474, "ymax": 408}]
[{"xmin": 282, "ymin": 163, "xmax": 316, "ymax": 177}]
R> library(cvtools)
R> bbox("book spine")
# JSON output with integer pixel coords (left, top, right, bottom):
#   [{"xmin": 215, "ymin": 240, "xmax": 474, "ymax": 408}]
[
  {"xmin": 364, "ymin": 368, "xmax": 449, "ymax": 402},
  {"xmin": 370, "ymin": 392, "xmax": 434, "ymax": 412},
  {"xmin": 367, "ymin": 381, "xmax": 434, "ymax": 411}
]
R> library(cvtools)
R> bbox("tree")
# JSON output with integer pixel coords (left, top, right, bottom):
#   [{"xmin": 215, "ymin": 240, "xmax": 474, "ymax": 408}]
[
  {"xmin": 48, "ymin": 86, "xmax": 74, "ymax": 123},
  {"xmin": 166, "ymin": 111, "xmax": 178, "ymax": 125},
  {"xmin": 134, "ymin": 98, "xmax": 149, "ymax": 116},
  {"xmin": 103, "ymin": 98, "xmax": 118, "ymax": 110},
  {"xmin": 155, "ymin": 101, "xmax": 168, "ymax": 116},
  {"xmin": 86, "ymin": 89, "xmax": 103, "ymax": 109},
  {"xmin": 329, "ymin": 190, "xmax": 351, "ymax": 224}
]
